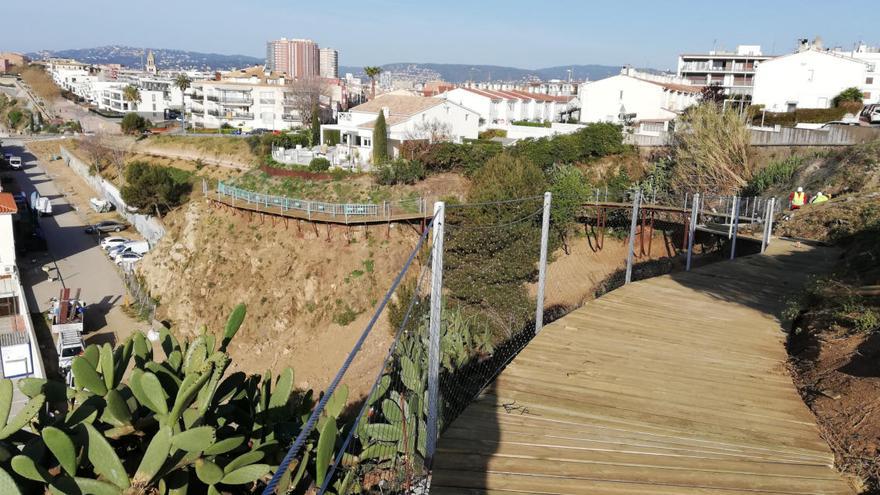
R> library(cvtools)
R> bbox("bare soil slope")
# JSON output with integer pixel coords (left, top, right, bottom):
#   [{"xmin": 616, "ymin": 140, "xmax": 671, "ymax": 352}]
[{"xmin": 138, "ymin": 199, "xmax": 425, "ymax": 395}]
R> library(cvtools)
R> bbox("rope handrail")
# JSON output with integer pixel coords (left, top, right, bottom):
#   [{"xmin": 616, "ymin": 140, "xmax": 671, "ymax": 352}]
[{"xmin": 260, "ymin": 221, "xmax": 434, "ymax": 495}]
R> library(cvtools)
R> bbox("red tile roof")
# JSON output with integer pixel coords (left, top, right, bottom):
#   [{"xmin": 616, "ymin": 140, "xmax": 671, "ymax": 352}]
[{"xmin": 0, "ymin": 193, "xmax": 17, "ymax": 214}]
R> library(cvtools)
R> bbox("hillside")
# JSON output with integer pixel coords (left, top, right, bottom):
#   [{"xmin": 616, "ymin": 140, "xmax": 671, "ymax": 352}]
[
  {"xmin": 339, "ymin": 62, "xmax": 654, "ymax": 83},
  {"xmin": 27, "ymin": 45, "xmax": 263, "ymax": 70},
  {"xmin": 763, "ymin": 141, "xmax": 880, "ymax": 491}
]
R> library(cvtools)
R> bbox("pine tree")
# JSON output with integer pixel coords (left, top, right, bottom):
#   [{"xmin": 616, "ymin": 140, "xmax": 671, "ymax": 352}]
[{"xmin": 372, "ymin": 111, "xmax": 388, "ymax": 164}]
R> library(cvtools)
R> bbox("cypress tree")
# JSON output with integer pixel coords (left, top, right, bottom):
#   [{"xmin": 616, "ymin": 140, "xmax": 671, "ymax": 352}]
[
  {"xmin": 310, "ymin": 106, "xmax": 320, "ymax": 146},
  {"xmin": 372, "ymin": 111, "xmax": 388, "ymax": 164}
]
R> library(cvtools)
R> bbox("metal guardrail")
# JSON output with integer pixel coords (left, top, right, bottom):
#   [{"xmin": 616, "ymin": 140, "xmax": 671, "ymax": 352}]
[{"xmin": 216, "ymin": 181, "xmax": 429, "ymax": 223}]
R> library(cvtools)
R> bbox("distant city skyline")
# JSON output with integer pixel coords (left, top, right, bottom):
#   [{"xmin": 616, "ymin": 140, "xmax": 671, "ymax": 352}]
[{"xmin": 5, "ymin": 0, "xmax": 879, "ymax": 71}]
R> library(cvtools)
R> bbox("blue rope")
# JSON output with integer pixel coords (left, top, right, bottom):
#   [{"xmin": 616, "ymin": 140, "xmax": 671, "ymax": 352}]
[
  {"xmin": 317, "ymin": 263, "xmax": 432, "ymax": 494},
  {"xmin": 262, "ymin": 221, "xmax": 433, "ymax": 495}
]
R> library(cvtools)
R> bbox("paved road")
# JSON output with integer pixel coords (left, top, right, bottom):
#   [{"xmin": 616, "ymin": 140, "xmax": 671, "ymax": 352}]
[{"xmin": 4, "ymin": 139, "xmax": 143, "ymax": 350}]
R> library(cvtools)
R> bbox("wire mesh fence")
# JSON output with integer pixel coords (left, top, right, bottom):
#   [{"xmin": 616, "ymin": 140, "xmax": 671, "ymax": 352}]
[
  {"xmin": 262, "ymin": 189, "xmax": 786, "ymax": 495},
  {"xmin": 121, "ymin": 270, "xmax": 156, "ymax": 322}
]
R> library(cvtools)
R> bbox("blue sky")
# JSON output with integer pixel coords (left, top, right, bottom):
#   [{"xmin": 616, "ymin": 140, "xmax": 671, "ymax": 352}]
[{"xmin": 5, "ymin": 0, "xmax": 878, "ymax": 70}]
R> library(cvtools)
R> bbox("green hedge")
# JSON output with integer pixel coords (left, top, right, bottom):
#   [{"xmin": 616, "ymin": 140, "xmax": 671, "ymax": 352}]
[
  {"xmin": 323, "ymin": 128, "xmax": 341, "ymax": 146},
  {"xmin": 512, "ymin": 120, "xmax": 551, "ymax": 128},
  {"xmin": 750, "ymin": 106, "xmax": 851, "ymax": 126}
]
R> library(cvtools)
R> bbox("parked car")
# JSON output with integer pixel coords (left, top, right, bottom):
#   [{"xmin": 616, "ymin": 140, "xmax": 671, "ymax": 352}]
[
  {"xmin": 85, "ymin": 220, "xmax": 128, "ymax": 234},
  {"xmin": 870, "ymin": 107, "xmax": 880, "ymax": 125},
  {"xmin": 8, "ymin": 156, "xmax": 22, "ymax": 170},
  {"xmin": 115, "ymin": 252, "xmax": 143, "ymax": 265},
  {"xmin": 108, "ymin": 240, "xmax": 149, "ymax": 259},
  {"xmin": 100, "ymin": 236, "xmax": 129, "ymax": 251}
]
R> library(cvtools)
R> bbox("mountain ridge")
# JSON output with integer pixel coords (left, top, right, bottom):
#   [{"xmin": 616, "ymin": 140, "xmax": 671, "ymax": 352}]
[{"xmin": 26, "ymin": 45, "xmax": 263, "ymax": 71}]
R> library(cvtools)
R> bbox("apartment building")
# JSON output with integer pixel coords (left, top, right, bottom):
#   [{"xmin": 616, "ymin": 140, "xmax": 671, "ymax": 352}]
[
  {"xmin": 320, "ymin": 48, "xmax": 339, "ymax": 79},
  {"xmin": 188, "ymin": 69, "xmax": 299, "ymax": 130},
  {"xmin": 0, "ymin": 52, "xmax": 28, "ymax": 72},
  {"xmin": 752, "ymin": 45, "xmax": 870, "ymax": 111},
  {"xmin": 266, "ymin": 38, "xmax": 320, "ymax": 79},
  {"xmin": 579, "ymin": 68, "xmax": 701, "ymax": 129},
  {"xmin": 0, "ymin": 193, "xmax": 45, "ymax": 384},
  {"xmin": 320, "ymin": 94, "xmax": 479, "ymax": 167},
  {"xmin": 677, "ymin": 45, "xmax": 772, "ymax": 99}
]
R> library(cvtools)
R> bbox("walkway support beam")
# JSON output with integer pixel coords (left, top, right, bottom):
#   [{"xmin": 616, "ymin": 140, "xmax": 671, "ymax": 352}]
[
  {"xmin": 730, "ymin": 196, "xmax": 741, "ymax": 260},
  {"xmin": 625, "ymin": 191, "xmax": 641, "ymax": 284},
  {"xmin": 535, "ymin": 192, "xmax": 552, "ymax": 334}
]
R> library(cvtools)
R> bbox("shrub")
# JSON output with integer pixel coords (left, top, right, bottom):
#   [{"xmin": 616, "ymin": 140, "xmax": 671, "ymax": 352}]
[
  {"xmin": 308, "ymin": 157, "xmax": 331, "ymax": 172},
  {"xmin": 6, "ymin": 109, "xmax": 23, "ymax": 128},
  {"xmin": 512, "ymin": 120, "xmax": 551, "ymax": 128},
  {"xmin": 374, "ymin": 158, "xmax": 426, "ymax": 185},
  {"xmin": 478, "ymin": 129, "xmax": 507, "ymax": 140},
  {"xmin": 742, "ymin": 156, "xmax": 804, "ymax": 196},
  {"xmin": 323, "ymin": 128, "xmax": 341, "ymax": 146},
  {"xmin": 511, "ymin": 122, "xmax": 625, "ymax": 171},
  {"xmin": 400, "ymin": 141, "xmax": 502, "ymax": 175},
  {"xmin": 832, "ymin": 87, "xmax": 864, "ymax": 107},
  {"xmin": 750, "ymin": 106, "xmax": 850, "ymax": 126},
  {"xmin": 121, "ymin": 161, "xmax": 192, "ymax": 216},
  {"xmin": 120, "ymin": 112, "xmax": 151, "ymax": 135},
  {"xmin": 672, "ymin": 103, "xmax": 751, "ymax": 192}
]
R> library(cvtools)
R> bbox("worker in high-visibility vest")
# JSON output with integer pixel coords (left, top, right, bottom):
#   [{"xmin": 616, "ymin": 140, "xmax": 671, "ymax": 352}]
[
  {"xmin": 810, "ymin": 191, "xmax": 830, "ymax": 204},
  {"xmin": 789, "ymin": 187, "xmax": 806, "ymax": 210}
]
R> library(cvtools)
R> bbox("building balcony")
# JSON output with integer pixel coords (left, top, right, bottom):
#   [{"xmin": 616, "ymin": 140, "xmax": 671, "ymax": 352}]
[
  {"xmin": 259, "ymin": 99, "xmax": 276, "ymax": 105},
  {"xmin": 217, "ymin": 98, "xmax": 253, "ymax": 106},
  {"xmin": 282, "ymin": 114, "xmax": 299, "ymax": 122}
]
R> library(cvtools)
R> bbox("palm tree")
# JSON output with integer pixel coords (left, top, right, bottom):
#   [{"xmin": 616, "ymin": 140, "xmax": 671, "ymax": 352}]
[
  {"xmin": 364, "ymin": 66, "xmax": 383, "ymax": 100},
  {"xmin": 122, "ymin": 85, "xmax": 141, "ymax": 112},
  {"xmin": 174, "ymin": 74, "xmax": 192, "ymax": 134}
]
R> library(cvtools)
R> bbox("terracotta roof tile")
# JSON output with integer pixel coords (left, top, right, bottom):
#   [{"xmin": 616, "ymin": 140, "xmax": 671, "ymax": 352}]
[
  {"xmin": 350, "ymin": 94, "xmax": 443, "ymax": 117},
  {"xmin": 0, "ymin": 193, "xmax": 17, "ymax": 214}
]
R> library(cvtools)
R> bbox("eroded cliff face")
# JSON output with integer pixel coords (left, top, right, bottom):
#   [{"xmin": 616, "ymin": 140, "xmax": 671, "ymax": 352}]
[{"xmin": 139, "ymin": 199, "xmax": 425, "ymax": 395}]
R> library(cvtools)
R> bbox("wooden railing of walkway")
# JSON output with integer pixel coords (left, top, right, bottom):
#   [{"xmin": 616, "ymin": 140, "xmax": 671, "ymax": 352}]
[{"xmin": 432, "ymin": 240, "xmax": 854, "ymax": 494}]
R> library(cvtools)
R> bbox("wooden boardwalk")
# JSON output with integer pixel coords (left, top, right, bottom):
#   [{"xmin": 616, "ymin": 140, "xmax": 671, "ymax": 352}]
[{"xmin": 432, "ymin": 241, "xmax": 853, "ymax": 494}]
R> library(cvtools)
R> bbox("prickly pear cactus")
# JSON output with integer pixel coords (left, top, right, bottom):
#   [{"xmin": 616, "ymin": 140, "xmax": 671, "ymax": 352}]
[{"xmin": 0, "ymin": 303, "xmax": 345, "ymax": 495}]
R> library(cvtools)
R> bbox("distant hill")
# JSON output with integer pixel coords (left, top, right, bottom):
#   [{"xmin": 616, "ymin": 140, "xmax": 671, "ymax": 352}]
[
  {"xmin": 338, "ymin": 63, "xmax": 642, "ymax": 83},
  {"xmin": 26, "ymin": 46, "xmax": 263, "ymax": 71}
]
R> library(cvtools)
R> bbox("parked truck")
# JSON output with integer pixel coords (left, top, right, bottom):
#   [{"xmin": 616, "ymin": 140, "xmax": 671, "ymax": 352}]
[{"xmin": 49, "ymin": 288, "xmax": 86, "ymax": 371}]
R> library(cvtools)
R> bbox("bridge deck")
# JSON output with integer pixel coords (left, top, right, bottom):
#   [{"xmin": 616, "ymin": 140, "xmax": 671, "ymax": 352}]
[{"xmin": 432, "ymin": 241, "xmax": 853, "ymax": 494}]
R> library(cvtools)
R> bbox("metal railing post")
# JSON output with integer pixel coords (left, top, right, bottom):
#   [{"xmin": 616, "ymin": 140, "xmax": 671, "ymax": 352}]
[
  {"xmin": 535, "ymin": 192, "xmax": 552, "ymax": 334},
  {"xmin": 730, "ymin": 196, "xmax": 741, "ymax": 260},
  {"xmin": 761, "ymin": 197, "xmax": 775, "ymax": 253},
  {"xmin": 425, "ymin": 201, "xmax": 445, "ymax": 469},
  {"xmin": 727, "ymin": 195, "xmax": 737, "ymax": 239},
  {"xmin": 625, "ymin": 191, "xmax": 641, "ymax": 284},
  {"xmin": 686, "ymin": 193, "xmax": 700, "ymax": 271}
]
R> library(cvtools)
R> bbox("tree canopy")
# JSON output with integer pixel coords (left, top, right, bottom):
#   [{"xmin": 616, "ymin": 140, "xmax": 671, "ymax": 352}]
[{"xmin": 121, "ymin": 161, "xmax": 191, "ymax": 216}]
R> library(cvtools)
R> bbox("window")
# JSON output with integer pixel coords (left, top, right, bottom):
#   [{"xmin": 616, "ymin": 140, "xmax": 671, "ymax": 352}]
[
  {"xmin": 362, "ymin": 137, "xmax": 371, "ymax": 147},
  {"xmin": 807, "ymin": 69, "xmax": 814, "ymax": 82},
  {"xmin": 864, "ymin": 92, "xmax": 871, "ymax": 100},
  {"xmin": 619, "ymin": 90, "xmax": 624, "ymax": 100},
  {"xmin": 868, "ymin": 77, "xmax": 875, "ymax": 85}
]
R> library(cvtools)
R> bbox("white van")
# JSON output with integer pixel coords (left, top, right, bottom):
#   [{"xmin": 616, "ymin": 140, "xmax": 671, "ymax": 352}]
[{"xmin": 115, "ymin": 240, "xmax": 149, "ymax": 257}]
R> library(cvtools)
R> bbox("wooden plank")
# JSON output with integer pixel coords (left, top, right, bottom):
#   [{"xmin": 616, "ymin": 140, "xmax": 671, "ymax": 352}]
[{"xmin": 433, "ymin": 241, "xmax": 852, "ymax": 494}]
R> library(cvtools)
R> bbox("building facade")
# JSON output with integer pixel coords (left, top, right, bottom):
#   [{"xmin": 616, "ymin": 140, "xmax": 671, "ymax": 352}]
[
  {"xmin": 438, "ymin": 87, "xmax": 577, "ymax": 125},
  {"xmin": 677, "ymin": 45, "xmax": 771, "ymax": 99},
  {"xmin": 752, "ymin": 47, "xmax": 870, "ymax": 111},
  {"xmin": 832, "ymin": 43, "xmax": 880, "ymax": 105},
  {"xmin": 319, "ymin": 48, "xmax": 339, "ymax": 79},
  {"xmin": 266, "ymin": 38, "xmax": 320, "ymax": 79},
  {"xmin": 579, "ymin": 68, "xmax": 701, "ymax": 127},
  {"xmin": 320, "ymin": 94, "xmax": 479, "ymax": 168}
]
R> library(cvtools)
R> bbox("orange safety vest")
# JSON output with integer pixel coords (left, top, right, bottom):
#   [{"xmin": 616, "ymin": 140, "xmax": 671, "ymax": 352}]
[{"xmin": 791, "ymin": 191, "xmax": 805, "ymax": 206}]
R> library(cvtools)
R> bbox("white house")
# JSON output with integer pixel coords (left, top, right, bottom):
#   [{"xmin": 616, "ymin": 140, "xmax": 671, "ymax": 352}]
[
  {"xmin": 752, "ymin": 48, "xmax": 870, "ymax": 111},
  {"xmin": 579, "ymin": 68, "xmax": 701, "ymax": 129},
  {"xmin": 438, "ymin": 87, "xmax": 577, "ymax": 126},
  {"xmin": 320, "ymin": 94, "xmax": 479, "ymax": 168}
]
